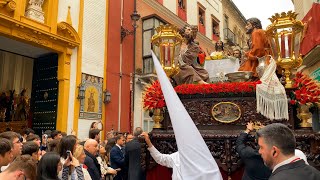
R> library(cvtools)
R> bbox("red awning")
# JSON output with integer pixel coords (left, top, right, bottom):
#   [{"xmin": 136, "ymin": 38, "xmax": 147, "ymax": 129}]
[{"xmin": 300, "ymin": 3, "xmax": 320, "ymax": 56}]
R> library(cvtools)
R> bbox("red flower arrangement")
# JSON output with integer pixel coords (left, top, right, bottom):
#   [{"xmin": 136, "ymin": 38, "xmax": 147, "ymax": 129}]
[
  {"xmin": 290, "ymin": 72, "xmax": 320, "ymax": 106},
  {"xmin": 143, "ymin": 80, "xmax": 261, "ymax": 110}
]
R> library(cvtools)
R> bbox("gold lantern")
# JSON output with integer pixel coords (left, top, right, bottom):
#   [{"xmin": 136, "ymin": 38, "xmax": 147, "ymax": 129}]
[
  {"xmin": 151, "ymin": 24, "xmax": 183, "ymax": 77},
  {"xmin": 266, "ymin": 11, "xmax": 305, "ymax": 88}
]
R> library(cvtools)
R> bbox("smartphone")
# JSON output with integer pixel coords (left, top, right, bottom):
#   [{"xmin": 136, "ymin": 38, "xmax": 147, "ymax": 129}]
[{"xmin": 66, "ymin": 150, "xmax": 72, "ymax": 161}]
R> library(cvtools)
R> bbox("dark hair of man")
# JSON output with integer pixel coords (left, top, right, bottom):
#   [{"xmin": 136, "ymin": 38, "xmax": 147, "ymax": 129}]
[
  {"xmin": 48, "ymin": 139, "xmax": 60, "ymax": 152},
  {"xmin": 256, "ymin": 123, "xmax": 295, "ymax": 156},
  {"xmin": 0, "ymin": 138, "xmax": 12, "ymax": 157},
  {"xmin": 22, "ymin": 141, "xmax": 39, "ymax": 156},
  {"xmin": 106, "ymin": 138, "xmax": 116, "ymax": 151},
  {"xmin": 0, "ymin": 131, "xmax": 20, "ymax": 142},
  {"xmin": 6, "ymin": 155, "xmax": 37, "ymax": 180},
  {"xmin": 37, "ymin": 152, "xmax": 60, "ymax": 180},
  {"xmin": 61, "ymin": 132, "xmax": 67, "ymax": 137},
  {"xmin": 51, "ymin": 130, "xmax": 61, "ymax": 139},
  {"xmin": 247, "ymin": 17, "xmax": 262, "ymax": 29},
  {"xmin": 58, "ymin": 135, "xmax": 77, "ymax": 159},
  {"xmin": 26, "ymin": 134, "xmax": 40, "ymax": 142},
  {"xmin": 44, "ymin": 130, "xmax": 52, "ymax": 137},
  {"xmin": 89, "ymin": 129, "xmax": 100, "ymax": 139},
  {"xmin": 133, "ymin": 127, "xmax": 143, "ymax": 137},
  {"xmin": 115, "ymin": 134, "xmax": 124, "ymax": 143},
  {"xmin": 24, "ymin": 128, "xmax": 35, "ymax": 136}
]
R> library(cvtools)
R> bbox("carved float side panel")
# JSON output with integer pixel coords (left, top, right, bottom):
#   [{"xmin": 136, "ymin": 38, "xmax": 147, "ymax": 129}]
[{"xmin": 163, "ymin": 96, "xmax": 293, "ymax": 129}]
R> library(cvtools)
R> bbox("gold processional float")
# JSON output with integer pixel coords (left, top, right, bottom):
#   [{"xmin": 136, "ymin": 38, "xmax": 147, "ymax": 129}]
[{"xmin": 148, "ymin": 12, "xmax": 311, "ymax": 128}]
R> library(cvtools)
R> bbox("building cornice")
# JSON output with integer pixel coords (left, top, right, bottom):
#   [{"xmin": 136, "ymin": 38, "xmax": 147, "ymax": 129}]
[{"xmin": 224, "ymin": 0, "xmax": 247, "ymax": 24}]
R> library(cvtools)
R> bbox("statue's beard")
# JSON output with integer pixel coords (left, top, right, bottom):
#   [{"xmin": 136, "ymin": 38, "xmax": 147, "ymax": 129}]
[
  {"xmin": 216, "ymin": 45, "xmax": 223, "ymax": 51},
  {"xmin": 246, "ymin": 28, "xmax": 254, "ymax": 34},
  {"xmin": 183, "ymin": 33, "xmax": 193, "ymax": 44}
]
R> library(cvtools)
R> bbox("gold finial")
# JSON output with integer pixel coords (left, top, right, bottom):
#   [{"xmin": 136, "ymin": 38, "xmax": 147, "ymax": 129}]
[{"xmin": 66, "ymin": 6, "xmax": 72, "ymax": 25}]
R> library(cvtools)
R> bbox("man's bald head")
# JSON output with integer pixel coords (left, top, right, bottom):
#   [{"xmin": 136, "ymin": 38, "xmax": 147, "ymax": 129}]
[{"xmin": 84, "ymin": 139, "xmax": 98, "ymax": 156}]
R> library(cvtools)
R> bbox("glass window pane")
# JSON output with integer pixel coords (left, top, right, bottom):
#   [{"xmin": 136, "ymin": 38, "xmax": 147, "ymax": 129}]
[
  {"xmin": 143, "ymin": 30, "xmax": 152, "ymax": 56},
  {"xmin": 143, "ymin": 120, "xmax": 149, "ymax": 132},
  {"xmin": 143, "ymin": 18, "xmax": 154, "ymax": 30},
  {"xmin": 143, "ymin": 57, "xmax": 154, "ymax": 74}
]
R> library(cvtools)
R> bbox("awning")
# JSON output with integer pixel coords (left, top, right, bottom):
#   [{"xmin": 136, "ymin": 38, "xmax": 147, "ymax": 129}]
[{"xmin": 300, "ymin": 3, "xmax": 320, "ymax": 56}]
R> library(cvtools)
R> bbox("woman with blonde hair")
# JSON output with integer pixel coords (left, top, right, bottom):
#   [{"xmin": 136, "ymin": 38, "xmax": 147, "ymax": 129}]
[{"xmin": 73, "ymin": 145, "xmax": 92, "ymax": 180}]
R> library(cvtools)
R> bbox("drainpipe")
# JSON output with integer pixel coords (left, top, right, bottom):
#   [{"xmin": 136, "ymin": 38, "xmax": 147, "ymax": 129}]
[
  {"xmin": 131, "ymin": 0, "xmax": 137, "ymax": 132},
  {"xmin": 119, "ymin": 0, "xmax": 124, "ymax": 131}
]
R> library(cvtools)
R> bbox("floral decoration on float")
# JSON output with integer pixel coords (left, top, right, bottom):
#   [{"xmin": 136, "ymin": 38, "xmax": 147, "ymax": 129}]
[
  {"xmin": 290, "ymin": 72, "xmax": 320, "ymax": 106},
  {"xmin": 142, "ymin": 80, "xmax": 261, "ymax": 111}
]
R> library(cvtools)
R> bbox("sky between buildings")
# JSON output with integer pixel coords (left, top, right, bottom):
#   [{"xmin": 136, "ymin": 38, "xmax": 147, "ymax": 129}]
[{"xmin": 232, "ymin": 0, "xmax": 294, "ymax": 29}]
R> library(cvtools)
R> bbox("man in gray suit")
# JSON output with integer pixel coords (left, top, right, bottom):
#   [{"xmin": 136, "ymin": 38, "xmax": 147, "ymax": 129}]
[{"xmin": 257, "ymin": 123, "xmax": 320, "ymax": 180}]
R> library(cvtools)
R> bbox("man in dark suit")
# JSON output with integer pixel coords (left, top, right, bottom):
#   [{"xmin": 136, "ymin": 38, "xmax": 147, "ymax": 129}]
[
  {"xmin": 84, "ymin": 139, "xmax": 101, "ymax": 180},
  {"xmin": 236, "ymin": 122, "xmax": 271, "ymax": 180},
  {"xmin": 110, "ymin": 134, "xmax": 126, "ymax": 180},
  {"xmin": 125, "ymin": 127, "xmax": 146, "ymax": 180},
  {"xmin": 257, "ymin": 123, "xmax": 320, "ymax": 180}
]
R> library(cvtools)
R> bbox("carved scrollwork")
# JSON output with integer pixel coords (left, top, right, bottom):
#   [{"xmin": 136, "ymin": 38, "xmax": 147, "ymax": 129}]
[
  {"xmin": 0, "ymin": 0, "xmax": 16, "ymax": 12},
  {"xmin": 57, "ymin": 22, "xmax": 80, "ymax": 47},
  {"xmin": 17, "ymin": 32, "xmax": 48, "ymax": 46}
]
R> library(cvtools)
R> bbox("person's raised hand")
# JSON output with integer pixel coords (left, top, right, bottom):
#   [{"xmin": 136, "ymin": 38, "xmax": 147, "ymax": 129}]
[{"xmin": 245, "ymin": 122, "xmax": 254, "ymax": 133}]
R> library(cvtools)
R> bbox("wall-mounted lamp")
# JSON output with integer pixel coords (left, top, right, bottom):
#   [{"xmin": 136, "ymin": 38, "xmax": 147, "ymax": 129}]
[
  {"xmin": 121, "ymin": 10, "xmax": 141, "ymax": 42},
  {"xmin": 77, "ymin": 83, "xmax": 85, "ymax": 100},
  {"xmin": 103, "ymin": 90, "xmax": 111, "ymax": 104}
]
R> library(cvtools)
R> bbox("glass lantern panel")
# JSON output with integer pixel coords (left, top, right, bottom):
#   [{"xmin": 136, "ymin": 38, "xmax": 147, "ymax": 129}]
[
  {"xmin": 268, "ymin": 36, "xmax": 278, "ymax": 60},
  {"xmin": 143, "ymin": 30, "xmax": 152, "ymax": 56},
  {"xmin": 174, "ymin": 43, "xmax": 181, "ymax": 67},
  {"xmin": 278, "ymin": 28, "xmax": 292, "ymax": 59},
  {"xmin": 160, "ymin": 43, "xmax": 173, "ymax": 67}
]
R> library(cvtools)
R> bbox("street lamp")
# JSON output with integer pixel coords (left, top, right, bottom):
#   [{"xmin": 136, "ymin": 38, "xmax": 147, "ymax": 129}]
[
  {"xmin": 77, "ymin": 83, "xmax": 85, "ymax": 100},
  {"xmin": 121, "ymin": 10, "xmax": 141, "ymax": 42},
  {"xmin": 151, "ymin": 24, "xmax": 184, "ymax": 77},
  {"xmin": 103, "ymin": 90, "xmax": 111, "ymax": 104},
  {"xmin": 265, "ymin": 11, "xmax": 305, "ymax": 88}
]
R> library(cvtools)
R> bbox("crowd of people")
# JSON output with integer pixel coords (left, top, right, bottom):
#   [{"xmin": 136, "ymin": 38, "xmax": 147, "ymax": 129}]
[
  {"xmin": 0, "ymin": 122, "xmax": 149, "ymax": 180},
  {"xmin": 0, "ymin": 121, "xmax": 320, "ymax": 180}
]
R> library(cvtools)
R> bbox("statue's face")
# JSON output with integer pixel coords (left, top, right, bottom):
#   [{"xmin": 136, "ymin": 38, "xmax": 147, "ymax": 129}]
[
  {"xmin": 246, "ymin": 21, "xmax": 254, "ymax": 34},
  {"xmin": 184, "ymin": 26, "xmax": 192, "ymax": 35}
]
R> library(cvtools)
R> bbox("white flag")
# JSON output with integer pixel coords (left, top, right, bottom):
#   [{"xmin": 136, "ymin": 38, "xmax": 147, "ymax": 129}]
[{"xmin": 151, "ymin": 51, "xmax": 222, "ymax": 180}]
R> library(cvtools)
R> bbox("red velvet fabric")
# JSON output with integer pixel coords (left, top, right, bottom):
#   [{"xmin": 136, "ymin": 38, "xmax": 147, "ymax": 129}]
[
  {"xmin": 300, "ymin": 3, "xmax": 320, "ymax": 56},
  {"xmin": 146, "ymin": 165, "xmax": 244, "ymax": 180},
  {"xmin": 147, "ymin": 165, "xmax": 172, "ymax": 180}
]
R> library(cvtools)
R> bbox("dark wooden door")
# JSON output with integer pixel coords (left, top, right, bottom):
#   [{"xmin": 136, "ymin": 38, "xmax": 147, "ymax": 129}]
[{"xmin": 31, "ymin": 53, "xmax": 59, "ymax": 135}]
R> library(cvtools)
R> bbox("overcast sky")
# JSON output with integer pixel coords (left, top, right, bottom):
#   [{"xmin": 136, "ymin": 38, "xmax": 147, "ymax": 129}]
[{"xmin": 232, "ymin": 0, "xmax": 294, "ymax": 29}]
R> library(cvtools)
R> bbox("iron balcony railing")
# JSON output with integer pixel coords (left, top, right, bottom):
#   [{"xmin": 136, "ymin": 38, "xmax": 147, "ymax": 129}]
[{"xmin": 223, "ymin": 28, "xmax": 236, "ymax": 45}]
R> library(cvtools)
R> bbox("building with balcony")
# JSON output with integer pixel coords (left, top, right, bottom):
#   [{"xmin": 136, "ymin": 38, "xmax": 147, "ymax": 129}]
[
  {"xmin": 221, "ymin": 0, "xmax": 247, "ymax": 50},
  {"xmin": 292, "ymin": 0, "xmax": 320, "ymax": 79},
  {"xmin": 0, "ymin": 0, "xmax": 110, "ymax": 140}
]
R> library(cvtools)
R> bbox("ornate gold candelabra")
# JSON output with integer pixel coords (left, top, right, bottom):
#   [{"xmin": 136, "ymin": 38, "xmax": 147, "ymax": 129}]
[
  {"xmin": 265, "ymin": 11, "xmax": 305, "ymax": 88},
  {"xmin": 297, "ymin": 104, "xmax": 312, "ymax": 128},
  {"xmin": 151, "ymin": 24, "xmax": 183, "ymax": 77},
  {"xmin": 152, "ymin": 108, "xmax": 164, "ymax": 128}
]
